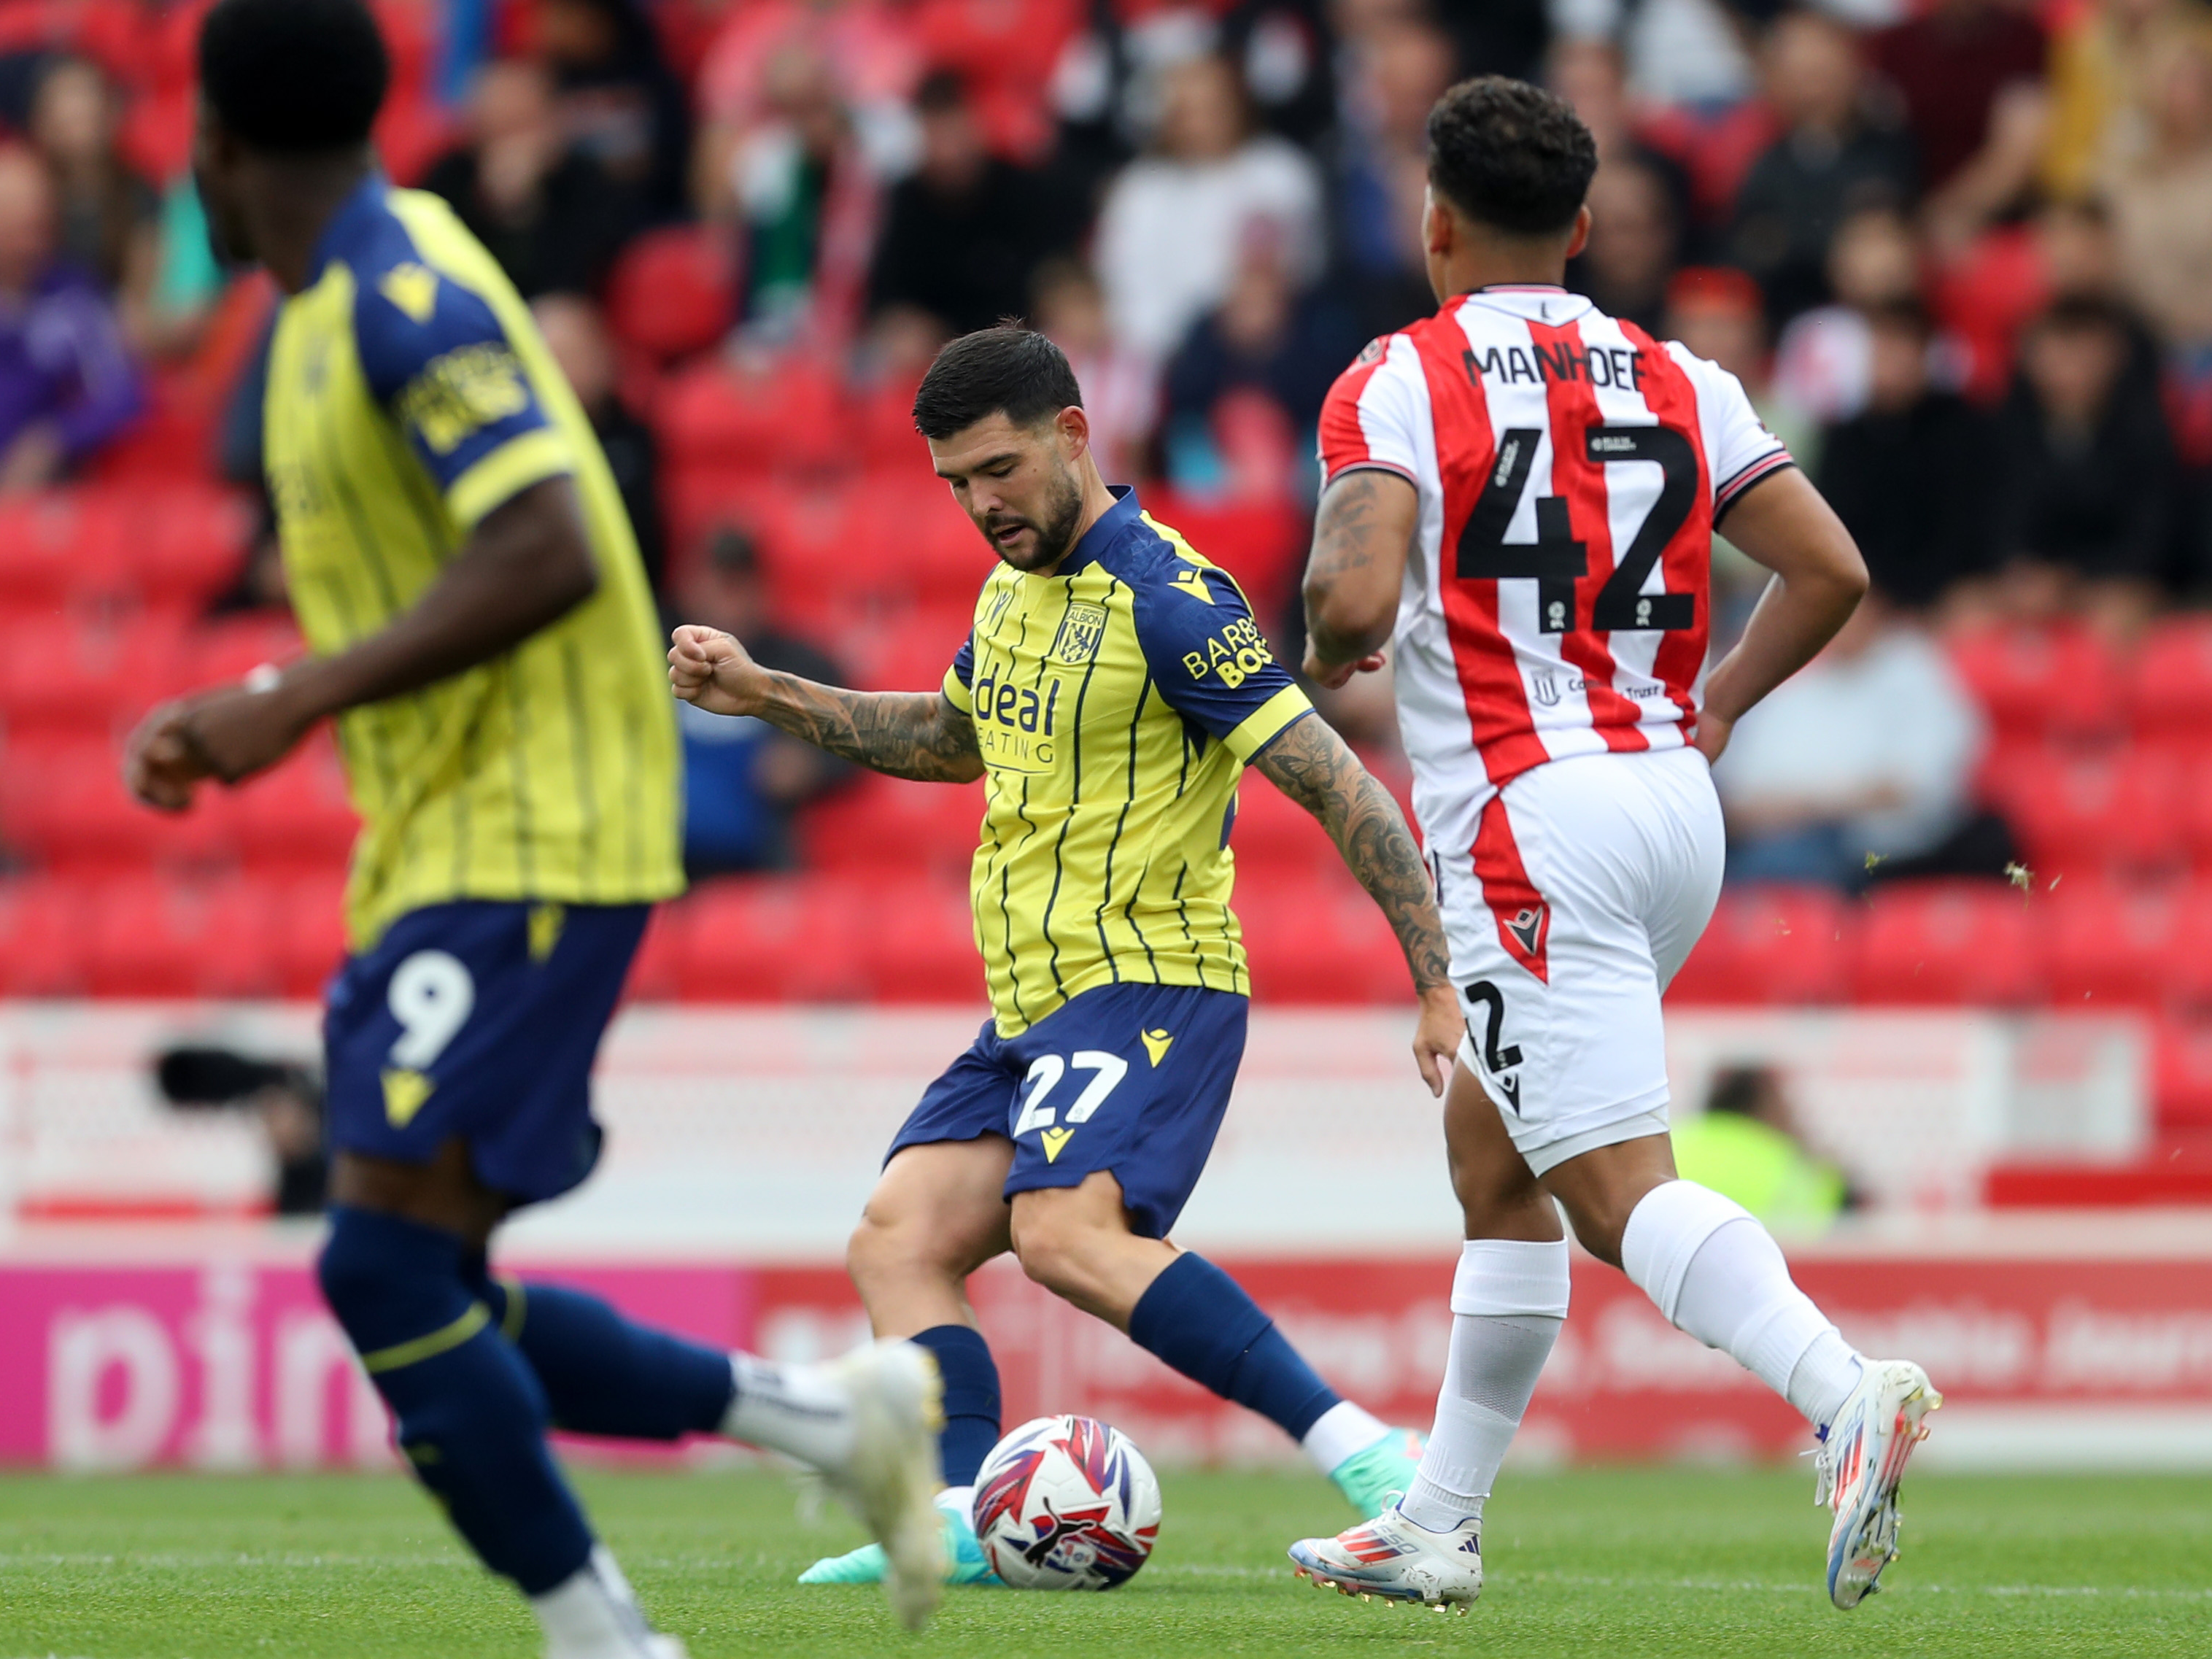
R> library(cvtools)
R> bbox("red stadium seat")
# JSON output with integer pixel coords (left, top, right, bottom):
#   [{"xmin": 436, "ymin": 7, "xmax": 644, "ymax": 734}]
[
  {"xmin": 0, "ymin": 878, "xmax": 89, "ymax": 995},
  {"xmin": 910, "ymin": 0, "xmax": 1081, "ymax": 99},
  {"xmin": 172, "ymin": 614, "xmax": 306, "ymax": 699},
  {"xmin": 676, "ymin": 875, "xmax": 867, "ymax": 1000},
  {"xmin": 856, "ymin": 473, "xmax": 993, "ymax": 605},
  {"xmin": 1226, "ymin": 776, "xmax": 1331, "ymax": 876},
  {"xmin": 2130, "ymin": 614, "xmax": 2212, "ymax": 740},
  {"xmin": 855, "ymin": 876, "xmax": 986, "ymax": 1002},
  {"xmin": 1984, "ymin": 744, "xmax": 2184, "ymax": 881},
  {"xmin": 838, "ymin": 606, "xmax": 975, "ymax": 695},
  {"xmin": 2154, "ymin": 1015, "xmax": 2212, "ymax": 1132},
  {"xmin": 741, "ymin": 488, "xmax": 893, "ymax": 630},
  {"xmin": 372, "ymin": 93, "xmax": 453, "ymax": 186},
  {"xmin": 1948, "ymin": 622, "xmax": 2125, "ymax": 743},
  {"xmin": 1, "ymin": 732, "xmax": 236, "ymax": 870},
  {"xmin": 655, "ymin": 357, "xmax": 845, "ymax": 475},
  {"xmin": 1240, "ymin": 865, "xmax": 1409, "ymax": 1003},
  {"xmin": 802, "ymin": 773, "xmax": 982, "ymax": 878},
  {"xmin": 0, "ymin": 490, "xmax": 130, "ymax": 606},
  {"xmin": 0, "ymin": 612, "xmax": 188, "ymax": 736},
  {"xmin": 606, "ymin": 225, "xmax": 735, "ymax": 363},
  {"xmin": 225, "ymin": 740, "xmax": 358, "ymax": 872},
  {"xmin": 84, "ymin": 878, "xmax": 281, "ymax": 997},
  {"xmin": 128, "ymin": 486, "xmax": 255, "ymax": 607},
  {"xmin": 848, "ymin": 377, "xmax": 929, "ymax": 471},
  {"xmin": 624, "ymin": 902, "xmax": 688, "ymax": 1002},
  {"xmin": 2038, "ymin": 878, "xmax": 2191, "ymax": 1010},
  {"xmin": 1850, "ymin": 879, "xmax": 2043, "ymax": 1005},
  {"xmin": 272, "ymin": 876, "xmax": 350, "ymax": 999},
  {"xmin": 1665, "ymin": 883, "xmax": 1850, "ymax": 1005}
]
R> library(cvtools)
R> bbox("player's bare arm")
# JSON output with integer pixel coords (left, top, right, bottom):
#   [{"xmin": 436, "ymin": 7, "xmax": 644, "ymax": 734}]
[
  {"xmin": 1250, "ymin": 713, "xmax": 1463, "ymax": 1095},
  {"xmin": 1695, "ymin": 468, "xmax": 1869, "ymax": 765},
  {"xmin": 670, "ymin": 623, "xmax": 985, "ymax": 784},
  {"xmin": 1301, "ymin": 469, "xmax": 1420, "ymax": 689},
  {"xmin": 125, "ymin": 476, "xmax": 600, "ymax": 808}
]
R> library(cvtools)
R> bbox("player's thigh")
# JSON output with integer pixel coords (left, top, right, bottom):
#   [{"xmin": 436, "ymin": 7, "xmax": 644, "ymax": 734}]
[
  {"xmin": 323, "ymin": 900, "xmax": 646, "ymax": 1207},
  {"xmin": 856, "ymin": 1138, "xmax": 1016, "ymax": 1277},
  {"xmin": 999, "ymin": 982, "xmax": 1247, "ymax": 1241},
  {"xmin": 1441, "ymin": 1064, "xmax": 1560, "ymax": 1242}
]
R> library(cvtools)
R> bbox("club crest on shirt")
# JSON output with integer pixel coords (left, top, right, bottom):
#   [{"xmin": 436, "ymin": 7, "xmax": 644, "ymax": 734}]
[
  {"xmin": 1048, "ymin": 600, "xmax": 1110, "ymax": 665},
  {"xmin": 1358, "ymin": 336, "xmax": 1385, "ymax": 364}
]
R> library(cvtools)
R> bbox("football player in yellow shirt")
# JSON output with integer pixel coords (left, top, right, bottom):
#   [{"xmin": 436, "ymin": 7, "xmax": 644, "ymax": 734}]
[
  {"xmin": 123, "ymin": 1, "xmax": 942, "ymax": 1648},
  {"xmin": 671, "ymin": 325, "xmax": 1465, "ymax": 1586}
]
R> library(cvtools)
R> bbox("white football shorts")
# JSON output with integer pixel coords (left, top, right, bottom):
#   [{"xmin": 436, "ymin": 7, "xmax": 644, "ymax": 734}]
[{"xmin": 1438, "ymin": 746, "xmax": 1724, "ymax": 1176}]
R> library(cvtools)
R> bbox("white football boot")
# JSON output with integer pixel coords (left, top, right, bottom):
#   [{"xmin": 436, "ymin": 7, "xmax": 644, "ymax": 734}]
[
  {"xmin": 818, "ymin": 1340, "xmax": 948, "ymax": 1632},
  {"xmin": 1815, "ymin": 1358, "xmax": 1941, "ymax": 1609},
  {"xmin": 1288, "ymin": 1507, "xmax": 1483, "ymax": 1612}
]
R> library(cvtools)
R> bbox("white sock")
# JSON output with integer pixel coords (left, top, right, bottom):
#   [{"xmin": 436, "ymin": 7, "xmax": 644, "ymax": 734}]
[
  {"xmin": 937, "ymin": 1484, "xmax": 975, "ymax": 1523},
  {"xmin": 1620, "ymin": 1180, "xmax": 1864, "ymax": 1430},
  {"xmin": 1302, "ymin": 1399, "xmax": 1391, "ymax": 1474},
  {"xmin": 1397, "ymin": 1238, "xmax": 1569, "ymax": 1534},
  {"xmin": 722, "ymin": 1353, "xmax": 856, "ymax": 1468},
  {"xmin": 531, "ymin": 1545, "xmax": 656, "ymax": 1659}
]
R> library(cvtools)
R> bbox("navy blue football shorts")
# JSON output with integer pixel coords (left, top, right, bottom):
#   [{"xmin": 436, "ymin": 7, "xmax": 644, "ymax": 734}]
[
  {"xmin": 323, "ymin": 900, "xmax": 649, "ymax": 1205},
  {"xmin": 886, "ymin": 981, "xmax": 1249, "ymax": 1238}
]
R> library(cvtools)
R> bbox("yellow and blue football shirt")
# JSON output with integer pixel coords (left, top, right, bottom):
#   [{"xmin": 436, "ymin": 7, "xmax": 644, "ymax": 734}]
[
  {"xmin": 263, "ymin": 176, "xmax": 681, "ymax": 949},
  {"xmin": 944, "ymin": 487, "xmax": 1314, "ymax": 1036}
]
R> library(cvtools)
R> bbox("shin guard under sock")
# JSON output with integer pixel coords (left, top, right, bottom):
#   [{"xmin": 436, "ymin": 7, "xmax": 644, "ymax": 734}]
[
  {"xmin": 1127, "ymin": 1253, "xmax": 1339, "ymax": 1441},
  {"xmin": 908, "ymin": 1324, "xmax": 1002, "ymax": 1486},
  {"xmin": 318, "ymin": 1207, "xmax": 592, "ymax": 1594}
]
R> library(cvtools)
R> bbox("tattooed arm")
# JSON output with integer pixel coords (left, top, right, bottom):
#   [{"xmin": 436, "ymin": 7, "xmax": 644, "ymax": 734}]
[
  {"xmin": 669, "ymin": 624, "xmax": 984, "ymax": 784},
  {"xmin": 1302, "ymin": 468, "xmax": 1420, "ymax": 689},
  {"xmin": 1252, "ymin": 713, "xmax": 1464, "ymax": 1096}
]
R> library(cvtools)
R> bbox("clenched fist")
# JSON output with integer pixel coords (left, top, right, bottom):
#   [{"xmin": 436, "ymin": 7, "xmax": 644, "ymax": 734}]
[{"xmin": 668, "ymin": 624, "xmax": 769, "ymax": 716}]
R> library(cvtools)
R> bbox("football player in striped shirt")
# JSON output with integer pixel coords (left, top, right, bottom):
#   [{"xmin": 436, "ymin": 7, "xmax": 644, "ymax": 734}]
[
  {"xmin": 124, "ymin": 2, "xmax": 943, "ymax": 1649},
  {"xmin": 1286, "ymin": 76, "xmax": 1938, "ymax": 1614},
  {"xmin": 670, "ymin": 325, "xmax": 1466, "ymax": 1587}
]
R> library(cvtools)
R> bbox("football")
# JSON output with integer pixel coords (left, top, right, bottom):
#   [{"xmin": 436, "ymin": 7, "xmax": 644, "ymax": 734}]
[{"xmin": 970, "ymin": 1414, "xmax": 1162, "ymax": 1590}]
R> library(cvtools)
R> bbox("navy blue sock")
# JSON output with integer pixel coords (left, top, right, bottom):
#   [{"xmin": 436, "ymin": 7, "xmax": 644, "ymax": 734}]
[
  {"xmin": 908, "ymin": 1324, "xmax": 1001, "ymax": 1486},
  {"xmin": 1127, "ymin": 1253, "xmax": 1341, "ymax": 1442},
  {"xmin": 317, "ymin": 1207, "xmax": 592, "ymax": 1595},
  {"xmin": 468, "ymin": 1265, "xmax": 735, "ymax": 1442}
]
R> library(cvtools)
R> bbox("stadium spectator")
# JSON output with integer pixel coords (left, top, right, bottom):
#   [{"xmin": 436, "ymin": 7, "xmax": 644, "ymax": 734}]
[
  {"xmin": 1770, "ymin": 204, "xmax": 1923, "ymax": 428},
  {"xmin": 1871, "ymin": 0, "xmax": 2048, "ymax": 196},
  {"xmin": 0, "ymin": 144, "xmax": 140, "ymax": 490},
  {"xmin": 1816, "ymin": 299, "xmax": 2001, "ymax": 614},
  {"xmin": 1671, "ymin": 1065, "xmax": 1849, "ymax": 1238},
  {"xmin": 1714, "ymin": 592, "xmax": 1989, "ymax": 892},
  {"xmin": 694, "ymin": 0, "xmax": 920, "ymax": 160},
  {"xmin": 533, "ymin": 0, "xmax": 692, "ymax": 223},
  {"xmin": 1094, "ymin": 52, "xmax": 1323, "ymax": 363},
  {"xmin": 1728, "ymin": 10, "xmax": 1917, "ymax": 328},
  {"xmin": 420, "ymin": 58, "xmax": 634, "ymax": 300},
  {"xmin": 2041, "ymin": 0, "xmax": 2211, "ymax": 201},
  {"xmin": 1161, "ymin": 223, "xmax": 1359, "ymax": 498},
  {"xmin": 26, "ymin": 59, "xmax": 158, "ymax": 335},
  {"xmin": 1997, "ymin": 294, "xmax": 2181, "ymax": 631},
  {"xmin": 1321, "ymin": 15, "xmax": 1458, "ymax": 339},
  {"xmin": 531, "ymin": 293, "xmax": 666, "ymax": 597},
  {"xmin": 710, "ymin": 36, "xmax": 883, "ymax": 347},
  {"xmin": 1566, "ymin": 155, "xmax": 1679, "ymax": 334},
  {"xmin": 1547, "ymin": 36, "xmax": 1696, "ymax": 252},
  {"xmin": 2105, "ymin": 26, "xmax": 2212, "ymax": 354},
  {"xmin": 1031, "ymin": 256, "xmax": 1155, "ymax": 483},
  {"xmin": 1566, "ymin": 0, "xmax": 1757, "ymax": 109},
  {"xmin": 675, "ymin": 526, "xmax": 850, "ymax": 877},
  {"xmin": 866, "ymin": 71, "xmax": 1069, "ymax": 339}
]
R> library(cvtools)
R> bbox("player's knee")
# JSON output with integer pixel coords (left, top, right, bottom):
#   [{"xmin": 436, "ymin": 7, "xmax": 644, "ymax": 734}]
[{"xmin": 848, "ymin": 1204, "xmax": 964, "ymax": 1293}]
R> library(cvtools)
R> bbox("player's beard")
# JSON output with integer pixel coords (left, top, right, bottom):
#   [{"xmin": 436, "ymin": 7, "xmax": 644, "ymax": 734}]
[{"xmin": 987, "ymin": 465, "xmax": 1087, "ymax": 574}]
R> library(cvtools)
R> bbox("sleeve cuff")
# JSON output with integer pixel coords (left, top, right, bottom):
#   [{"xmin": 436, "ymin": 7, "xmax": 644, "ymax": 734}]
[
  {"xmin": 942, "ymin": 663, "xmax": 973, "ymax": 714},
  {"xmin": 1223, "ymin": 684, "xmax": 1315, "ymax": 762},
  {"xmin": 1322, "ymin": 458, "xmax": 1419, "ymax": 490},
  {"xmin": 446, "ymin": 428, "xmax": 576, "ymax": 528}
]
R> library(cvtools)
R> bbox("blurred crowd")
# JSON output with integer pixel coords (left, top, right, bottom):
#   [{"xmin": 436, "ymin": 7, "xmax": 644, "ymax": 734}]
[{"xmin": 4, "ymin": 0, "xmax": 2211, "ymax": 883}]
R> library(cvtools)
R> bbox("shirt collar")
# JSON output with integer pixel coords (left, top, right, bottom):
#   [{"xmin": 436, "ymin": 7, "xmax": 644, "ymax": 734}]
[
  {"xmin": 304, "ymin": 171, "xmax": 392, "ymax": 285},
  {"xmin": 1052, "ymin": 484, "xmax": 1141, "ymax": 577},
  {"xmin": 1453, "ymin": 284, "xmax": 1593, "ymax": 323}
]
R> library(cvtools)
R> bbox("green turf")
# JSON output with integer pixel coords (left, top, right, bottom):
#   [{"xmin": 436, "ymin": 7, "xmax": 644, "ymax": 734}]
[{"xmin": 0, "ymin": 1466, "xmax": 2205, "ymax": 1658}]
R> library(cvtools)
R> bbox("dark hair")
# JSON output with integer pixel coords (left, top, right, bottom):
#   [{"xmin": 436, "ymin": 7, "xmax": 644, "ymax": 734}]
[
  {"xmin": 911, "ymin": 324, "xmax": 1082, "ymax": 440},
  {"xmin": 1427, "ymin": 75, "xmax": 1597, "ymax": 237},
  {"xmin": 915, "ymin": 69, "xmax": 970, "ymax": 115},
  {"xmin": 199, "ymin": 0, "xmax": 389, "ymax": 155},
  {"xmin": 1863, "ymin": 295, "xmax": 1933, "ymax": 340},
  {"xmin": 2033, "ymin": 292, "xmax": 2130, "ymax": 339},
  {"xmin": 705, "ymin": 524, "xmax": 759, "ymax": 578},
  {"xmin": 1706, "ymin": 1064, "xmax": 1780, "ymax": 1118}
]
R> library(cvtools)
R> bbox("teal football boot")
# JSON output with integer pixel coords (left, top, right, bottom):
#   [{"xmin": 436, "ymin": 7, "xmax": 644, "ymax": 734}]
[
  {"xmin": 1328, "ymin": 1428, "xmax": 1426, "ymax": 1516},
  {"xmin": 800, "ymin": 1490, "xmax": 1002, "ymax": 1588}
]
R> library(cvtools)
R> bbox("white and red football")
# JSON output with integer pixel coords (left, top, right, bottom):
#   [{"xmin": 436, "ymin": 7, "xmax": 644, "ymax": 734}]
[{"xmin": 970, "ymin": 1414, "xmax": 1162, "ymax": 1590}]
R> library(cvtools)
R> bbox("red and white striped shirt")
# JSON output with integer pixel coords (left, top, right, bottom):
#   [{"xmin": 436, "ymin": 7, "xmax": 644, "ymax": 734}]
[{"xmin": 1317, "ymin": 285, "xmax": 1791, "ymax": 866}]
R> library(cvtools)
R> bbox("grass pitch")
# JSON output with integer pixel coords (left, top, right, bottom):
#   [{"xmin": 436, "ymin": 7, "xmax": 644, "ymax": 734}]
[{"xmin": 0, "ymin": 1466, "xmax": 2205, "ymax": 1658}]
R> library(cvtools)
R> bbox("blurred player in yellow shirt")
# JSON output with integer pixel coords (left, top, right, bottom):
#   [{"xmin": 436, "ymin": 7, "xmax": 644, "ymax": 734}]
[{"xmin": 123, "ymin": 1, "xmax": 941, "ymax": 1648}]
